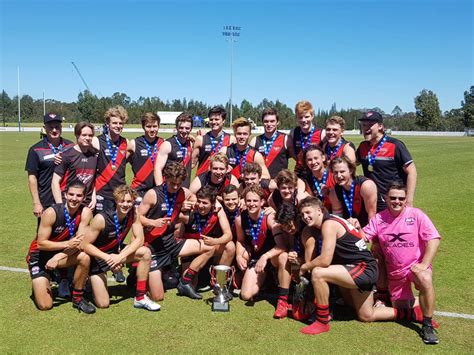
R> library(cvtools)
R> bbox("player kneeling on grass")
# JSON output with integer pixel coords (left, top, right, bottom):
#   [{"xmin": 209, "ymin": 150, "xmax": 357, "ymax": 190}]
[
  {"xmin": 26, "ymin": 182, "xmax": 95, "ymax": 313},
  {"xmin": 272, "ymin": 202, "xmax": 320, "ymax": 320},
  {"xmin": 298, "ymin": 197, "xmax": 431, "ymax": 337},
  {"xmin": 235, "ymin": 185, "xmax": 282, "ymax": 301},
  {"xmin": 362, "ymin": 182, "xmax": 441, "ymax": 345},
  {"xmin": 180, "ymin": 186, "xmax": 234, "ymax": 266},
  {"xmin": 83, "ymin": 185, "xmax": 160, "ymax": 311},
  {"xmin": 139, "ymin": 162, "xmax": 214, "ymax": 301}
]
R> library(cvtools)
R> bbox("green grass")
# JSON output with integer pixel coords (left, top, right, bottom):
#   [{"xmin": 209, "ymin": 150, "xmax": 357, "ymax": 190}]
[{"xmin": 0, "ymin": 132, "xmax": 474, "ymax": 353}]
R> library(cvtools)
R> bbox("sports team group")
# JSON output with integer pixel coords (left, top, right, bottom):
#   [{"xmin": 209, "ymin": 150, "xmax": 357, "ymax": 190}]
[{"xmin": 25, "ymin": 101, "xmax": 441, "ymax": 344}]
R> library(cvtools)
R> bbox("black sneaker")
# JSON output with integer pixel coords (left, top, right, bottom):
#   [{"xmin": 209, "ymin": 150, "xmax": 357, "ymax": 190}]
[
  {"xmin": 113, "ymin": 270, "xmax": 126, "ymax": 283},
  {"xmin": 177, "ymin": 281, "xmax": 202, "ymax": 300},
  {"xmin": 420, "ymin": 324, "xmax": 439, "ymax": 345},
  {"xmin": 73, "ymin": 299, "xmax": 96, "ymax": 314}
]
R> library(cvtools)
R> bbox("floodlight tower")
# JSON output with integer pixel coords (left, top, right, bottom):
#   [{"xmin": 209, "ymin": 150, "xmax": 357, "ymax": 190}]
[{"xmin": 222, "ymin": 25, "xmax": 241, "ymax": 125}]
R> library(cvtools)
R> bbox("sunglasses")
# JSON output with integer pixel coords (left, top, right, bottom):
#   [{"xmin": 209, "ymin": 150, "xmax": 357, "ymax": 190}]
[{"xmin": 389, "ymin": 196, "xmax": 406, "ymax": 201}]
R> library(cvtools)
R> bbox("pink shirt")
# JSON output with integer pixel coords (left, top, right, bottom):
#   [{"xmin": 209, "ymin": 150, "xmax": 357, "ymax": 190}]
[{"xmin": 363, "ymin": 207, "xmax": 440, "ymax": 279}]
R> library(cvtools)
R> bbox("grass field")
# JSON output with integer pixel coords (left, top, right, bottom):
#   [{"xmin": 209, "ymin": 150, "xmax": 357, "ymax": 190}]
[{"xmin": 0, "ymin": 132, "xmax": 473, "ymax": 353}]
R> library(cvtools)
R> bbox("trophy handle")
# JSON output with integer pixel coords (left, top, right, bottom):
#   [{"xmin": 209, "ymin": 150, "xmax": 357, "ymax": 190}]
[
  {"xmin": 209, "ymin": 265, "xmax": 216, "ymax": 287},
  {"xmin": 228, "ymin": 266, "xmax": 236, "ymax": 289}
]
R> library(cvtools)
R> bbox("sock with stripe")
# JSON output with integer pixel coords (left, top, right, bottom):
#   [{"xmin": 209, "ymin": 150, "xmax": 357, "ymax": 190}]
[
  {"xmin": 182, "ymin": 268, "xmax": 197, "ymax": 285},
  {"xmin": 72, "ymin": 289, "xmax": 83, "ymax": 303}
]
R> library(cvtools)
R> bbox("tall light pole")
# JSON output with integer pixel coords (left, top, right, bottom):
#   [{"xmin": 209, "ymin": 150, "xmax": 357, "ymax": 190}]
[{"xmin": 222, "ymin": 25, "xmax": 241, "ymax": 125}]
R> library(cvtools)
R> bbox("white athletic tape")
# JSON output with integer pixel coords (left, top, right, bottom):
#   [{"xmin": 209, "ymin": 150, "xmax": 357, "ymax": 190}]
[{"xmin": 2, "ymin": 265, "xmax": 474, "ymax": 319}]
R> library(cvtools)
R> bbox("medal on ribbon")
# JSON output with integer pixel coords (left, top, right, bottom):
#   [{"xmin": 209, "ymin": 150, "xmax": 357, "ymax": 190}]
[
  {"xmin": 63, "ymin": 206, "xmax": 76, "ymax": 239},
  {"xmin": 163, "ymin": 184, "xmax": 178, "ymax": 218},
  {"xmin": 367, "ymin": 135, "xmax": 387, "ymax": 173},
  {"xmin": 247, "ymin": 211, "xmax": 264, "ymax": 251},
  {"xmin": 342, "ymin": 180, "xmax": 355, "ymax": 218}
]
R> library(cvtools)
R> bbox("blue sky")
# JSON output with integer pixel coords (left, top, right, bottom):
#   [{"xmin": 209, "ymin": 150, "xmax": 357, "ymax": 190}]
[{"xmin": 1, "ymin": 0, "xmax": 472, "ymax": 113}]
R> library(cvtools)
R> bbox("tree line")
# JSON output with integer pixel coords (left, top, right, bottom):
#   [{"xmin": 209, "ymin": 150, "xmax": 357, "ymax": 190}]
[{"xmin": 1, "ymin": 87, "xmax": 473, "ymax": 131}]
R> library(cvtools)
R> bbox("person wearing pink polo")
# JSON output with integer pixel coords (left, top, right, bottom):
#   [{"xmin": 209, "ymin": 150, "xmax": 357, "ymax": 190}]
[{"xmin": 362, "ymin": 182, "xmax": 441, "ymax": 345}]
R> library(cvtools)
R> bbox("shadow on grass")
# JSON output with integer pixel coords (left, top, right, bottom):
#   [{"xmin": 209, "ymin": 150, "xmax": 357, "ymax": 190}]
[{"xmin": 108, "ymin": 284, "xmax": 134, "ymax": 305}]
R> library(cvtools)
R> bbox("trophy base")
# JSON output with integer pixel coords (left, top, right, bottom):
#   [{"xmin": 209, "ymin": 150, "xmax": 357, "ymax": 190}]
[{"xmin": 212, "ymin": 301, "xmax": 230, "ymax": 312}]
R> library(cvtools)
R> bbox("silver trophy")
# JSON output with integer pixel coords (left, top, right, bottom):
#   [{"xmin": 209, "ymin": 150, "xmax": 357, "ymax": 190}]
[{"xmin": 210, "ymin": 265, "xmax": 234, "ymax": 312}]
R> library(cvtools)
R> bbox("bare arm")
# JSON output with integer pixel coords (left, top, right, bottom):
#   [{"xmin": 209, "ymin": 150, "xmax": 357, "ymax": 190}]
[
  {"xmin": 189, "ymin": 176, "xmax": 202, "ymax": 195},
  {"xmin": 254, "ymin": 152, "xmax": 271, "ymax": 180},
  {"xmin": 249, "ymin": 136, "xmax": 256, "ymax": 148},
  {"xmin": 360, "ymin": 179, "xmax": 378, "ymax": 221},
  {"xmin": 28, "ymin": 173, "xmax": 43, "ymax": 217},
  {"xmin": 51, "ymin": 173, "xmax": 63, "ymax": 204},
  {"xmin": 154, "ymin": 141, "xmax": 171, "ymax": 186},
  {"xmin": 82, "ymin": 214, "xmax": 110, "ymax": 261},
  {"xmin": 235, "ymin": 216, "xmax": 249, "ymax": 270},
  {"xmin": 328, "ymin": 188, "xmax": 343, "ymax": 216},
  {"xmin": 301, "ymin": 221, "xmax": 337, "ymax": 273},
  {"xmin": 412, "ymin": 238, "xmax": 440, "ymax": 273},
  {"xmin": 403, "ymin": 162, "xmax": 417, "ymax": 207},
  {"xmin": 343, "ymin": 143, "xmax": 356, "ymax": 163},
  {"xmin": 120, "ymin": 210, "xmax": 144, "ymax": 260},
  {"xmin": 191, "ymin": 135, "xmax": 203, "ymax": 169},
  {"xmin": 203, "ymin": 209, "xmax": 232, "ymax": 246},
  {"xmin": 37, "ymin": 208, "xmax": 70, "ymax": 251}
]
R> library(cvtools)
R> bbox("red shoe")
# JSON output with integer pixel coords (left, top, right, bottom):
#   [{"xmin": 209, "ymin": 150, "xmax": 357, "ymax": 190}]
[
  {"xmin": 300, "ymin": 321, "xmax": 330, "ymax": 335},
  {"xmin": 273, "ymin": 299, "xmax": 289, "ymax": 319},
  {"xmin": 292, "ymin": 301, "xmax": 310, "ymax": 321}
]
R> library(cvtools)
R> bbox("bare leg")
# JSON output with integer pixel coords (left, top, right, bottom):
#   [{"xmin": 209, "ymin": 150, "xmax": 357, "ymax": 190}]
[
  {"xmin": 90, "ymin": 273, "xmax": 109, "ymax": 308},
  {"xmin": 148, "ymin": 269, "xmax": 164, "ymax": 301},
  {"xmin": 31, "ymin": 276, "xmax": 53, "ymax": 310}
]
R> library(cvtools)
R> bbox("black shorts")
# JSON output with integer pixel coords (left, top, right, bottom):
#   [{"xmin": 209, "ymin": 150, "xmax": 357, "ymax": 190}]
[
  {"xmin": 344, "ymin": 260, "xmax": 378, "ymax": 292},
  {"xmin": 147, "ymin": 234, "xmax": 185, "ymax": 272},
  {"xmin": 27, "ymin": 249, "xmax": 58, "ymax": 280},
  {"xmin": 89, "ymin": 246, "xmax": 121, "ymax": 275}
]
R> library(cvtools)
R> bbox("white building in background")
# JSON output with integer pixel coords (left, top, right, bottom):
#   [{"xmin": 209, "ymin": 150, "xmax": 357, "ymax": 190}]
[{"xmin": 157, "ymin": 111, "xmax": 182, "ymax": 125}]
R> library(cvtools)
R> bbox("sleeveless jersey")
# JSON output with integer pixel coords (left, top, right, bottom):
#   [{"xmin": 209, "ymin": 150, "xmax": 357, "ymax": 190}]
[
  {"xmin": 323, "ymin": 215, "xmax": 374, "ymax": 266},
  {"xmin": 143, "ymin": 185, "xmax": 186, "ymax": 246},
  {"xmin": 303, "ymin": 169, "xmax": 336, "ymax": 212},
  {"xmin": 95, "ymin": 133, "xmax": 128, "ymax": 200},
  {"xmin": 226, "ymin": 144, "xmax": 256, "ymax": 181},
  {"xmin": 323, "ymin": 138, "xmax": 356, "ymax": 163},
  {"xmin": 93, "ymin": 208, "xmax": 134, "ymax": 253},
  {"xmin": 198, "ymin": 171, "xmax": 232, "ymax": 195},
  {"xmin": 130, "ymin": 136, "xmax": 164, "ymax": 194},
  {"xmin": 254, "ymin": 132, "xmax": 289, "ymax": 179},
  {"xmin": 28, "ymin": 203, "xmax": 82, "ymax": 253},
  {"xmin": 166, "ymin": 135, "xmax": 192, "ymax": 188},
  {"xmin": 335, "ymin": 176, "xmax": 370, "ymax": 227},
  {"xmin": 240, "ymin": 211, "xmax": 275, "ymax": 258},
  {"xmin": 196, "ymin": 131, "xmax": 231, "ymax": 176},
  {"xmin": 292, "ymin": 126, "xmax": 322, "ymax": 177},
  {"xmin": 183, "ymin": 212, "xmax": 221, "ymax": 239}
]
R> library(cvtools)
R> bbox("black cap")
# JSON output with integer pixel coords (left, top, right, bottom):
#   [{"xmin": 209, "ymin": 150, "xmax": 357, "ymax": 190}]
[
  {"xmin": 44, "ymin": 113, "xmax": 63, "ymax": 124},
  {"xmin": 359, "ymin": 111, "xmax": 383, "ymax": 123}
]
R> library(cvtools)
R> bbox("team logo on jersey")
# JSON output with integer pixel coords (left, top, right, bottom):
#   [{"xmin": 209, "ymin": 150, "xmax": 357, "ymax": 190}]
[
  {"xmin": 54, "ymin": 226, "xmax": 66, "ymax": 234},
  {"xmin": 176, "ymin": 151, "xmax": 184, "ymax": 158},
  {"xmin": 204, "ymin": 144, "xmax": 212, "ymax": 152},
  {"xmin": 385, "ymin": 232, "xmax": 414, "ymax": 248},
  {"xmin": 77, "ymin": 173, "xmax": 93, "ymax": 184},
  {"xmin": 258, "ymin": 146, "xmax": 265, "ymax": 153},
  {"xmin": 161, "ymin": 203, "xmax": 168, "ymax": 211},
  {"xmin": 140, "ymin": 149, "xmax": 149, "ymax": 157},
  {"xmin": 405, "ymin": 217, "xmax": 415, "ymax": 225},
  {"xmin": 81, "ymin": 158, "xmax": 89, "ymax": 162},
  {"xmin": 295, "ymin": 140, "xmax": 302, "ymax": 148},
  {"xmin": 31, "ymin": 266, "xmax": 40, "ymax": 275},
  {"xmin": 107, "ymin": 231, "xmax": 116, "ymax": 239},
  {"xmin": 355, "ymin": 239, "xmax": 368, "ymax": 251},
  {"xmin": 43, "ymin": 153, "xmax": 55, "ymax": 161},
  {"xmin": 150, "ymin": 259, "xmax": 157, "ymax": 268},
  {"xmin": 229, "ymin": 157, "xmax": 237, "ymax": 165}
]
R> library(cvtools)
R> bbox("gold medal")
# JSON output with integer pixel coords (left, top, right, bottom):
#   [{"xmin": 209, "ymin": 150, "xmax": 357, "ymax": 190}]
[
  {"xmin": 111, "ymin": 164, "xmax": 116, "ymax": 170},
  {"xmin": 368, "ymin": 165, "xmax": 373, "ymax": 172}
]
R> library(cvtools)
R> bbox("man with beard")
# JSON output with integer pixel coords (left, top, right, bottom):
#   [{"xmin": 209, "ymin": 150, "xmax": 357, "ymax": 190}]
[{"xmin": 356, "ymin": 111, "xmax": 417, "ymax": 211}]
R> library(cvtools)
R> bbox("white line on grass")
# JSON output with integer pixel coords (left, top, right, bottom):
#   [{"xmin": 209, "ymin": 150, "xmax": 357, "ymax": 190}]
[{"xmin": 2, "ymin": 265, "xmax": 473, "ymax": 319}]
